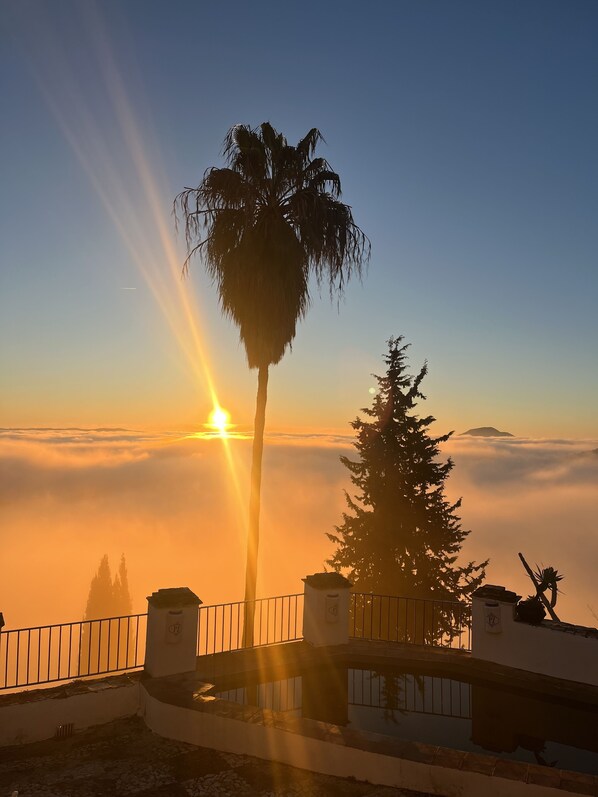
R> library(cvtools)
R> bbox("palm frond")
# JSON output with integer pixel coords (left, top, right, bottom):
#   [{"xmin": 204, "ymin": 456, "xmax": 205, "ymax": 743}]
[
  {"xmin": 297, "ymin": 127, "xmax": 325, "ymax": 158},
  {"xmin": 175, "ymin": 122, "xmax": 368, "ymax": 366}
]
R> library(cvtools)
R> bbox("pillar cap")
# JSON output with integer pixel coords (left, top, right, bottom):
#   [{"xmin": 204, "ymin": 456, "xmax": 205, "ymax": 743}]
[
  {"xmin": 302, "ymin": 572, "xmax": 353, "ymax": 590},
  {"xmin": 147, "ymin": 587, "xmax": 202, "ymax": 608},
  {"xmin": 472, "ymin": 584, "xmax": 520, "ymax": 604}
]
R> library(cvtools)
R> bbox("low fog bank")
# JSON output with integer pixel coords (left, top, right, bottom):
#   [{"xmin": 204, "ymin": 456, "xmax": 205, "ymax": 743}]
[
  {"xmin": 0, "ymin": 429, "xmax": 350, "ymax": 628},
  {"xmin": 1, "ymin": 429, "xmax": 597, "ymax": 629}
]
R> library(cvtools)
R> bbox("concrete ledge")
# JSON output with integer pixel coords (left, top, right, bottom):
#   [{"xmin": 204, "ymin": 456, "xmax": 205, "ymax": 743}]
[
  {"xmin": 141, "ymin": 678, "xmax": 591, "ymax": 797},
  {"xmin": 0, "ymin": 673, "xmax": 141, "ymax": 746},
  {"xmin": 141, "ymin": 642, "xmax": 598, "ymax": 797}
]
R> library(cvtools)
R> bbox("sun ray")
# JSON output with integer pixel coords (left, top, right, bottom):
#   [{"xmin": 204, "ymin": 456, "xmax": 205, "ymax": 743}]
[{"xmin": 12, "ymin": 5, "xmax": 252, "ymax": 563}]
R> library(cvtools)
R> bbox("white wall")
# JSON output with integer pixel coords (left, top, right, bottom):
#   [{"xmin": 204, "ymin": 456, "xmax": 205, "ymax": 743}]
[
  {"xmin": 0, "ymin": 677, "xmax": 140, "ymax": 747},
  {"xmin": 141, "ymin": 683, "xmax": 571, "ymax": 797},
  {"xmin": 472, "ymin": 594, "xmax": 598, "ymax": 686}
]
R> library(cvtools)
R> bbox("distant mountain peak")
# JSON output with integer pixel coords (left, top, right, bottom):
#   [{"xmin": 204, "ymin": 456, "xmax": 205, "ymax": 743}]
[{"xmin": 460, "ymin": 426, "xmax": 514, "ymax": 438}]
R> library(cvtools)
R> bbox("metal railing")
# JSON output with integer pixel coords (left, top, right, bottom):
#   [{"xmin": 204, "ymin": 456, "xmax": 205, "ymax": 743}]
[
  {"xmin": 197, "ymin": 593, "xmax": 304, "ymax": 656},
  {"xmin": 0, "ymin": 590, "xmax": 471, "ymax": 691},
  {"xmin": 0, "ymin": 614, "xmax": 147, "ymax": 691},
  {"xmin": 350, "ymin": 592, "xmax": 471, "ymax": 650}
]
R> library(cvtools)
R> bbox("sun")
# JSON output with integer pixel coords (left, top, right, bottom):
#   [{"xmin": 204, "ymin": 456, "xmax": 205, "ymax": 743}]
[{"xmin": 207, "ymin": 406, "xmax": 231, "ymax": 436}]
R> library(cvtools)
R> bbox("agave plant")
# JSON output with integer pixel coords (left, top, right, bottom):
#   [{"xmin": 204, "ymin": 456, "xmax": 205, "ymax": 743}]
[
  {"xmin": 517, "ymin": 553, "xmax": 564, "ymax": 623},
  {"xmin": 532, "ymin": 565, "xmax": 564, "ymax": 609}
]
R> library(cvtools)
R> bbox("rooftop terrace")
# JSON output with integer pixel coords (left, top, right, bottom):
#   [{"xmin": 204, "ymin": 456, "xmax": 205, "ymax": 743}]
[{"xmin": 1, "ymin": 579, "xmax": 597, "ymax": 796}]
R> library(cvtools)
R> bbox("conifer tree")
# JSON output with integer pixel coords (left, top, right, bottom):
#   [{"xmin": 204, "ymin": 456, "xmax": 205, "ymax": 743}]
[
  {"xmin": 328, "ymin": 337, "xmax": 487, "ymax": 611},
  {"xmin": 113, "ymin": 554, "xmax": 134, "ymax": 666},
  {"xmin": 83, "ymin": 554, "xmax": 116, "ymax": 620},
  {"xmin": 114, "ymin": 554, "xmax": 132, "ymax": 616},
  {"xmin": 80, "ymin": 554, "xmax": 134, "ymax": 674}
]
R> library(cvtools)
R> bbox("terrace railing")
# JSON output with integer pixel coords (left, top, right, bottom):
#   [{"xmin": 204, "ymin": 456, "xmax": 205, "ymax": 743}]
[
  {"xmin": 1, "ymin": 590, "xmax": 471, "ymax": 692},
  {"xmin": 350, "ymin": 592, "xmax": 471, "ymax": 650},
  {"xmin": 0, "ymin": 614, "xmax": 147, "ymax": 691},
  {"xmin": 197, "ymin": 593, "xmax": 304, "ymax": 656}
]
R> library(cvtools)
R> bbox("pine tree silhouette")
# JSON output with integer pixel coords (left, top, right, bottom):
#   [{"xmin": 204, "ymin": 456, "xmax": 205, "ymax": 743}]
[{"xmin": 328, "ymin": 337, "xmax": 487, "ymax": 644}]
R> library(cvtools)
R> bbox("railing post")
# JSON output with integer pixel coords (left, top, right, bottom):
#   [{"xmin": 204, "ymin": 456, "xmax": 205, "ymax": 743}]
[
  {"xmin": 144, "ymin": 588, "xmax": 201, "ymax": 678},
  {"xmin": 302, "ymin": 573, "xmax": 352, "ymax": 647}
]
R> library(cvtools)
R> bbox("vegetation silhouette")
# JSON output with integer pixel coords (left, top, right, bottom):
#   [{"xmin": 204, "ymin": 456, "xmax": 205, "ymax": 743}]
[
  {"xmin": 79, "ymin": 554, "xmax": 134, "ymax": 675},
  {"xmin": 516, "ymin": 552, "xmax": 564, "ymax": 623},
  {"xmin": 175, "ymin": 122, "xmax": 369, "ymax": 644},
  {"xmin": 328, "ymin": 336, "xmax": 487, "ymax": 644}
]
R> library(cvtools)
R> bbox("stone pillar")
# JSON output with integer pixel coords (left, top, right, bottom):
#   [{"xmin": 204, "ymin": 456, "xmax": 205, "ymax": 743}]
[
  {"xmin": 144, "ymin": 587, "xmax": 201, "ymax": 678},
  {"xmin": 471, "ymin": 584, "xmax": 520, "ymax": 662},
  {"xmin": 302, "ymin": 572, "xmax": 352, "ymax": 647}
]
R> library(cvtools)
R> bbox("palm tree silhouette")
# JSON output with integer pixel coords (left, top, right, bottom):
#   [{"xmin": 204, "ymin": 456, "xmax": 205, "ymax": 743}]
[{"xmin": 175, "ymin": 123, "xmax": 369, "ymax": 644}]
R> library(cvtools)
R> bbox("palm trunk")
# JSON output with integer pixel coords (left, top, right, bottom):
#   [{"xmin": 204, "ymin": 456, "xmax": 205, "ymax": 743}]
[{"xmin": 242, "ymin": 364, "xmax": 269, "ymax": 647}]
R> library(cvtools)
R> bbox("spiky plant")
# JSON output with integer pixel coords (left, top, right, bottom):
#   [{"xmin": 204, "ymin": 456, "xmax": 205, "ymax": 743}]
[{"xmin": 532, "ymin": 565, "xmax": 564, "ymax": 608}]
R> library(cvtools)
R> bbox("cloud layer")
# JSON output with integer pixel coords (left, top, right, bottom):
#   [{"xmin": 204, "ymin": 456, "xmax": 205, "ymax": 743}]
[{"xmin": 1, "ymin": 428, "xmax": 596, "ymax": 629}]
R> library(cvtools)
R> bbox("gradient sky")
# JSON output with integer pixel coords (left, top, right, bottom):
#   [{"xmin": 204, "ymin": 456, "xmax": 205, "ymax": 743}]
[{"xmin": 1, "ymin": 0, "xmax": 597, "ymax": 437}]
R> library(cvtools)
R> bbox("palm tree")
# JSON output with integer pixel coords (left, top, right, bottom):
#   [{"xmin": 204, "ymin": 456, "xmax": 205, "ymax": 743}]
[{"xmin": 175, "ymin": 122, "xmax": 369, "ymax": 644}]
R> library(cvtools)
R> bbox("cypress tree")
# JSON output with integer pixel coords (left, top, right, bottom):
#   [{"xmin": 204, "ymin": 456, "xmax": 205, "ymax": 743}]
[
  {"xmin": 328, "ymin": 337, "xmax": 487, "ymax": 607},
  {"xmin": 80, "ymin": 554, "xmax": 134, "ymax": 674},
  {"xmin": 83, "ymin": 555, "xmax": 115, "ymax": 620},
  {"xmin": 113, "ymin": 554, "xmax": 134, "ymax": 667},
  {"xmin": 114, "ymin": 554, "xmax": 132, "ymax": 616}
]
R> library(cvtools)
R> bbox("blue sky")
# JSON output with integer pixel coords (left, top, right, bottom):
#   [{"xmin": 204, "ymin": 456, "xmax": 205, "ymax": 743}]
[{"xmin": 1, "ymin": 0, "xmax": 597, "ymax": 436}]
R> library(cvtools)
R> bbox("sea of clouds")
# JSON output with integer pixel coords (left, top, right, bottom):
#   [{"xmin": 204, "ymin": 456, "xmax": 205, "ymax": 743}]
[{"xmin": 1, "ymin": 428, "xmax": 596, "ymax": 629}]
